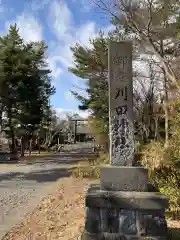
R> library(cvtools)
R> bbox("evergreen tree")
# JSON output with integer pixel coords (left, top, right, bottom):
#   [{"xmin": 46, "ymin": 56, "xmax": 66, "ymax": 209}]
[
  {"xmin": 0, "ymin": 24, "xmax": 55, "ymax": 156},
  {"xmin": 69, "ymin": 34, "xmax": 109, "ymax": 147}
]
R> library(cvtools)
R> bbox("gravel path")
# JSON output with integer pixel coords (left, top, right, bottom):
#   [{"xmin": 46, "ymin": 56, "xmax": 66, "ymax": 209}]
[{"xmin": 0, "ymin": 152, "xmax": 91, "ymax": 239}]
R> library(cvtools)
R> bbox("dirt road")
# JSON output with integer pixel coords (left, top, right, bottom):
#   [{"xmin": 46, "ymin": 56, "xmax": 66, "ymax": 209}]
[{"xmin": 0, "ymin": 152, "xmax": 91, "ymax": 238}]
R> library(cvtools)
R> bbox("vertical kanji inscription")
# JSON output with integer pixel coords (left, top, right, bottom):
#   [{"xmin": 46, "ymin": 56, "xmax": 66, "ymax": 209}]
[{"xmin": 108, "ymin": 41, "xmax": 134, "ymax": 166}]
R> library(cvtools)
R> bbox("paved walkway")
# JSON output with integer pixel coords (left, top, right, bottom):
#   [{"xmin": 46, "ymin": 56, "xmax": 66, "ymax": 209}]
[{"xmin": 0, "ymin": 152, "xmax": 93, "ymax": 238}]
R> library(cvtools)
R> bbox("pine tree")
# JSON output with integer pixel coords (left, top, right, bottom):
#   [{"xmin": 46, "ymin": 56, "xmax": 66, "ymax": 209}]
[
  {"xmin": 69, "ymin": 34, "xmax": 109, "ymax": 147},
  {"xmin": 0, "ymin": 24, "xmax": 55, "ymax": 156}
]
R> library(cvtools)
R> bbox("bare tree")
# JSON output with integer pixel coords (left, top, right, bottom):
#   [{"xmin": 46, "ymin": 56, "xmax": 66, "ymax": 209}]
[
  {"xmin": 133, "ymin": 56, "xmax": 162, "ymax": 141},
  {"xmin": 94, "ymin": 0, "xmax": 180, "ymax": 146}
]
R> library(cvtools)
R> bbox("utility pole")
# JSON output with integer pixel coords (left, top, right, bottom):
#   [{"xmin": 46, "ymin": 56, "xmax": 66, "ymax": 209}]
[{"xmin": 74, "ymin": 119, "xmax": 77, "ymax": 143}]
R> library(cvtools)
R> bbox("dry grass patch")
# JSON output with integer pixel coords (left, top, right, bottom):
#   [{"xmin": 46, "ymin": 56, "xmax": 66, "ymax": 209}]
[
  {"xmin": 71, "ymin": 152, "xmax": 108, "ymax": 180},
  {"xmin": 72, "ymin": 157, "xmax": 100, "ymax": 179},
  {"xmin": 72, "ymin": 165, "xmax": 100, "ymax": 179}
]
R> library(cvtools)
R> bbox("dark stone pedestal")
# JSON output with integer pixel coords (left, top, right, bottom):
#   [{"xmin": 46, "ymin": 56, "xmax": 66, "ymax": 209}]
[{"xmin": 81, "ymin": 166, "xmax": 169, "ymax": 240}]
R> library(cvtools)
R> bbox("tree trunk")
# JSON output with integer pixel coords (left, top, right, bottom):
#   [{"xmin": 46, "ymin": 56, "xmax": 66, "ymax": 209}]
[
  {"xmin": 8, "ymin": 109, "xmax": 17, "ymax": 155},
  {"xmin": 163, "ymin": 69, "xmax": 169, "ymax": 148},
  {"xmin": 160, "ymin": 39, "xmax": 169, "ymax": 148},
  {"xmin": 20, "ymin": 136, "xmax": 25, "ymax": 157},
  {"xmin": 0, "ymin": 102, "xmax": 4, "ymax": 133},
  {"xmin": 164, "ymin": 85, "xmax": 169, "ymax": 148},
  {"xmin": 29, "ymin": 139, "xmax": 32, "ymax": 156},
  {"xmin": 10, "ymin": 131, "xmax": 16, "ymax": 154},
  {"xmin": 154, "ymin": 118, "xmax": 159, "ymax": 140},
  {"xmin": 37, "ymin": 136, "xmax": 40, "ymax": 154}
]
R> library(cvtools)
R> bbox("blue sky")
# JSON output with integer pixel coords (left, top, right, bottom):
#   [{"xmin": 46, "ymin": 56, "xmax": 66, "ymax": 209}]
[{"xmin": 0, "ymin": 0, "xmax": 113, "ymax": 118}]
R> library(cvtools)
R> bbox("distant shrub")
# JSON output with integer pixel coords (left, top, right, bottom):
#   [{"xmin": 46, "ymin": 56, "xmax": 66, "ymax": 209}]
[
  {"xmin": 141, "ymin": 141, "xmax": 180, "ymax": 218},
  {"xmin": 141, "ymin": 141, "xmax": 165, "ymax": 170},
  {"xmin": 149, "ymin": 165, "xmax": 180, "ymax": 217}
]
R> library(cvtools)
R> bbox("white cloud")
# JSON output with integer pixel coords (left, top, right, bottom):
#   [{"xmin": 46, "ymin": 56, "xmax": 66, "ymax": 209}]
[
  {"xmin": 48, "ymin": 1, "xmax": 75, "ymax": 68},
  {"xmin": 6, "ymin": 14, "xmax": 43, "ymax": 42},
  {"xmin": 49, "ymin": 0, "xmax": 73, "ymax": 41},
  {"xmin": 75, "ymin": 22, "xmax": 96, "ymax": 46},
  {"xmin": 55, "ymin": 107, "xmax": 91, "ymax": 120},
  {"xmin": 0, "ymin": 0, "xmax": 4, "ymax": 13},
  {"xmin": 71, "ymin": 0, "xmax": 95, "ymax": 12},
  {"xmin": 48, "ymin": 0, "xmax": 113, "ymax": 110},
  {"xmin": 64, "ymin": 91, "xmax": 74, "ymax": 102},
  {"xmin": 5, "ymin": 13, "xmax": 60, "ymax": 85},
  {"xmin": 31, "ymin": 0, "xmax": 51, "ymax": 12},
  {"xmin": 49, "ymin": 0, "xmax": 112, "ymax": 69},
  {"xmin": 47, "ymin": 56, "xmax": 63, "ymax": 79},
  {"xmin": 57, "ymin": 45, "xmax": 74, "ymax": 68}
]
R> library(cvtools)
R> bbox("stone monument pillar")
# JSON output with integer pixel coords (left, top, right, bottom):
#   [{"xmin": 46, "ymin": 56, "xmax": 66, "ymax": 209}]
[
  {"xmin": 82, "ymin": 41, "xmax": 169, "ymax": 240},
  {"xmin": 109, "ymin": 41, "xmax": 134, "ymax": 166}
]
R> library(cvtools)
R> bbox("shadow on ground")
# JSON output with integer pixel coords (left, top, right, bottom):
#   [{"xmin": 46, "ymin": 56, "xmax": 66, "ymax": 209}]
[
  {"xmin": 0, "ymin": 152, "xmax": 98, "ymax": 165},
  {"xmin": 21, "ymin": 152, "xmax": 98, "ymax": 165},
  {"xmin": 0, "ymin": 172, "xmax": 22, "ymax": 181},
  {"xmin": 0, "ymin": 167, "xmax": 76, "ymax": 183},
  {"xmin": 0, "ymin": 151, "xmax": 98, "ymax": 183},
  {"xmin": 0, "ymin": 160, "xmax": 19, "ymax": 164},
  {"xmin": 169, "ymin": 227, "xmax": 180, "ymax": 240}
]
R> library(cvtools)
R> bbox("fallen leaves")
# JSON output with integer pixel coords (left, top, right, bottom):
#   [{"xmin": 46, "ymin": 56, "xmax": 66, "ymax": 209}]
[{"xmin": 3, "ymin": 177, "xmax": 96, "ymax": 240}]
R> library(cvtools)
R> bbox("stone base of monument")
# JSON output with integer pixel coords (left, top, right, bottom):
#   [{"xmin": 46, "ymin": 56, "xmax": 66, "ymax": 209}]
[{"xmin": 81, "ymin": 166, "xmax": 169, "ymax": 240}]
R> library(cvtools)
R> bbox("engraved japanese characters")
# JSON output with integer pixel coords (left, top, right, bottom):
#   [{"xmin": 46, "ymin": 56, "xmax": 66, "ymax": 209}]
[{"xmin": 108, "ymin": 41, "xmax": 134, "ymax": 166}]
